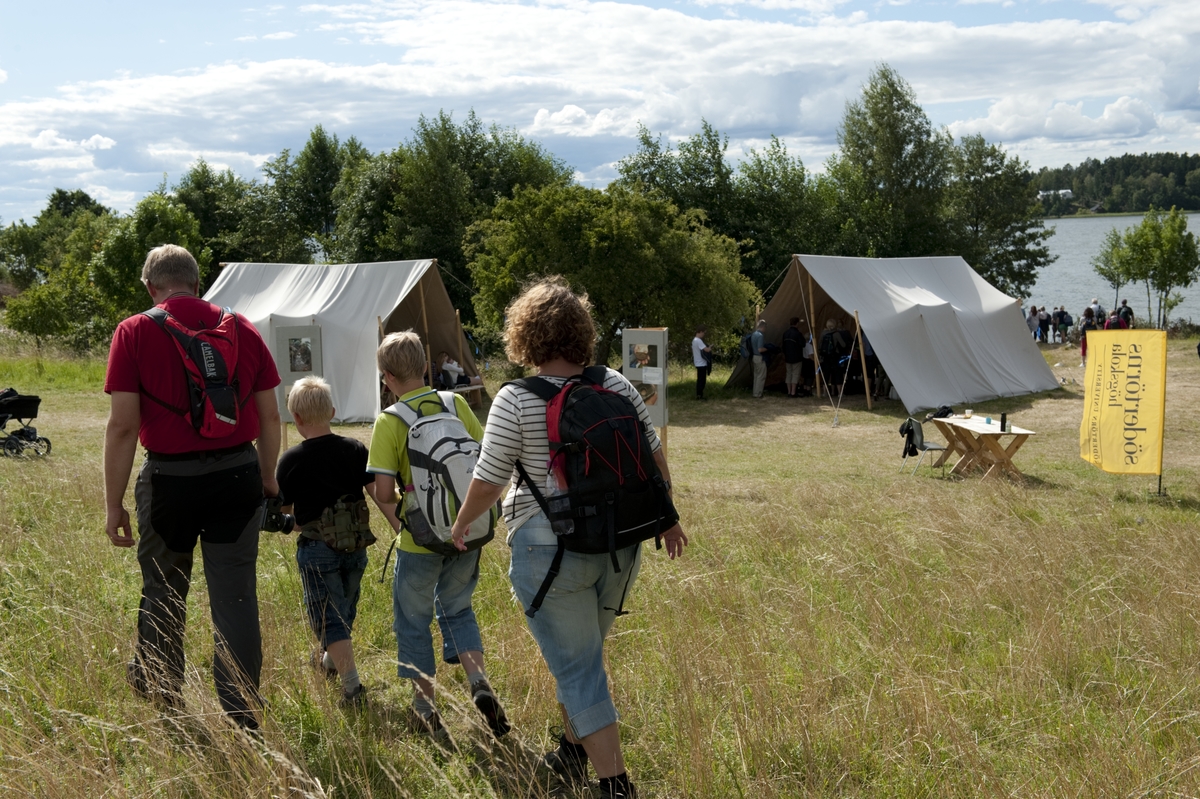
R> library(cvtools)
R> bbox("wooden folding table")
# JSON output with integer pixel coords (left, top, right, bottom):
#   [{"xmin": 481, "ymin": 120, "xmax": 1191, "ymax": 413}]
[{"xmin": 929, "ymin": 416, "xmax": 1035, "ymax": 481}]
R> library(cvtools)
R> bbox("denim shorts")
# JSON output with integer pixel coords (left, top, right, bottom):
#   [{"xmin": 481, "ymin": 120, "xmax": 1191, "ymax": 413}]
[
  {"xmin": 508, "ymin": 513, "xmax": 642, "ymax": 739},
  {"xmin": 392, "ymin": 548, "xmax": 484, "ymax": 680},
  {"xmin": 296, "ymin": 538, "xmax": 368, "ymax": 649}
]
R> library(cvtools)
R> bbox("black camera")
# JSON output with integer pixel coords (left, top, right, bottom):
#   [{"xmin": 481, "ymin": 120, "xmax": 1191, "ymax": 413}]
[{"xmin": 262, "ymin": 496, "xmax": 295, "ymax": 534}]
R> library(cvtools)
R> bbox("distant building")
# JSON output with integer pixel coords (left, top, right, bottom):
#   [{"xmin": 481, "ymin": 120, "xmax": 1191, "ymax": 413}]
[{"xmin": 1038, "ymin": 189, "xmax": 1074, "ymax": 200}]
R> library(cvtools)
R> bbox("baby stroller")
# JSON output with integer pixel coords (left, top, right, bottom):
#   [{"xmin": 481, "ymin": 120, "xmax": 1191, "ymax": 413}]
[{"xmin": 0, "ymin": 388, "xmax": 51, "ymax": 457}]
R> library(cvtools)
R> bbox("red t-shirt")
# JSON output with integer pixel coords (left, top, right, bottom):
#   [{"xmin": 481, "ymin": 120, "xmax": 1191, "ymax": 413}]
[{"xmin": 104, "ymin": 295, "xmax": 281, "ymax": 454}]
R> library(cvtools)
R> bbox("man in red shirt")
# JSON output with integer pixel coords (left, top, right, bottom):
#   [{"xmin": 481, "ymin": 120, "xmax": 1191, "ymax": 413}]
[{"xmin": 103, "ymin": 244, "xmax": 281, "ymax": 729}]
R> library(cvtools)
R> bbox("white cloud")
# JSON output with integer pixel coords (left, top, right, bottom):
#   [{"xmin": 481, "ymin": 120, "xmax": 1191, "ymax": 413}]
[
  {"xmin": 263, "ymin": 31, "xmax": 297, "ymax": 39},
  {"xmin": 0, "ymin": 68, "xmax": 7, "ymax": 84},
  {"xmin": 236, "ymin": 35, "xmax": 258, "ymax": 41},
  {"xmin": 82, "ymin": 134, "xmax": 117, "ymax": 150},
  {"xmin": 529, "ymin": 105, "xmax": 634, "ymax": 137},
  {"xmin": 30, "ymin": 129, "xmax": 116, "ymax": 152}
]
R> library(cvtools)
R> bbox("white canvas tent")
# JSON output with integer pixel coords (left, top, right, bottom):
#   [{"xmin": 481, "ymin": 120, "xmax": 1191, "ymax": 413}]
[
  {"xmin": 205, "ymin": 259, "xmax": 479, "ymax": 422},
  {"xmin": 727, "ymin": 255, "xmax": 1059, "ymax": 413}
]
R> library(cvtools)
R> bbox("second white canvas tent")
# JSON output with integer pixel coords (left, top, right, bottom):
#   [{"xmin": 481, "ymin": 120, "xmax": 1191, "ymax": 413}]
[
  {"xmin": 205, "ymin": 259, "xmax": 478, "ymax": 422},
  {"xmin": 727, "ymin": 254, "xmax": 1059, "ymax": 413}
]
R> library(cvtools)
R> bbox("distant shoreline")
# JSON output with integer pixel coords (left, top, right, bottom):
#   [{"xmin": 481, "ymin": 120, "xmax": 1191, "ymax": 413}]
[{"xmin": 1041, "ymin": 210, "xmax": 1199, "ymax": 221}]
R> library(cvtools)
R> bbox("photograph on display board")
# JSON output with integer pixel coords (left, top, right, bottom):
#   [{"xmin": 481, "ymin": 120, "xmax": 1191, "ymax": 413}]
[
  {"xmin": 629, "ymin": 343, "xmax": 658, "ymax": 370},
  {"xmin": 636, "ymin": 382, "xmax": 659, "ymax": 405},
  {"xmin": 289, "ymin": 337, "xmax": 314, "ymax": 373}
]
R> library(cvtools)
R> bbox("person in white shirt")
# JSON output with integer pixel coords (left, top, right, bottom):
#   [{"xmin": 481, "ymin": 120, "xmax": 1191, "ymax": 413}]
[
  {"xmin": 691, "ymin": 326, "xmax": 711, "ymax": 401},
  {"xmin": 436, "ymin": 351, "xmax": 482, "ymax": 390}
]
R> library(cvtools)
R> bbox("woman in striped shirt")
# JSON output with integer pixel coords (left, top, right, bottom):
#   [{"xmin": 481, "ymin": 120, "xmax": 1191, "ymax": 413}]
[{"xmin": 450, "ymin": 277, "xmax": 687, "ymax": 799}]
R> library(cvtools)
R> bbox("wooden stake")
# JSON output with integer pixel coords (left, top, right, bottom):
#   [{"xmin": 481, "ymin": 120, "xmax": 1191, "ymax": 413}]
[
  {"xmin": 854, "ymin": 310, "xmax": 872, "ymax": 411},
  {"xmin": 419, "ymin": 277, "xmax": 432, "ymax": 385},
  {"xmin": 280, "ymin": 420, "xmax": 288, "ymax": 449}
]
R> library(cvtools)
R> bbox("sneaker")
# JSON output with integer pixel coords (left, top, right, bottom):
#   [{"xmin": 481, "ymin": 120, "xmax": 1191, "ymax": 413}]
[
  {"xmin": 339, "ymin": 683, "xmax": 367, "ymax": 710},
  {"xmin": 470, "ymin": 679, "xmax": 511, "ymax": 737},
  {"xmin": 310, "ymin": 649, "xmax": 337, "ymax": 681},
  {"xmin": 597, "ymin": 776, "xmax": 639, "ymax": 799},
  {"xmin": 405, "ymin": 706, "xmax": 450, "ymax": 744},
  {"xmin": 540, "ymin": 731, "xmax": 588, "ymax": 789}
]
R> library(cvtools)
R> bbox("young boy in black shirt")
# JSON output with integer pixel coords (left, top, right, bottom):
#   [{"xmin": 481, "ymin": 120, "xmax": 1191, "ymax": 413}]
[{"xmin": 276, "ymin": 376, "xmax": 375, "ymax": 707}]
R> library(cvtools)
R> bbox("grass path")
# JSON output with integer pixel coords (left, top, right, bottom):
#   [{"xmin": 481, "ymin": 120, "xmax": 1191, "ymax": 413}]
[{"xmin": 3, "ymin": 340, "xmax": 1200, "ymax": 797}]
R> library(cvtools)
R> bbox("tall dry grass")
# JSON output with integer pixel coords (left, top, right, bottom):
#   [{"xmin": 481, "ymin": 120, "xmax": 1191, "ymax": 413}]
[{"xmin": 3, "ymin": 340, "xmax": 1200, "ymax": 796}]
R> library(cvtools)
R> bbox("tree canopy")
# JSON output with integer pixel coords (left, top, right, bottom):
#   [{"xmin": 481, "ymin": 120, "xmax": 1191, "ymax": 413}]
[
  {"xmin": 466, "ymin": 183, "xmax": 758, "ymax": 361},
  {"xmin": 1090, "ymin": 207, "xmax": 1200, "ymax": 327}
]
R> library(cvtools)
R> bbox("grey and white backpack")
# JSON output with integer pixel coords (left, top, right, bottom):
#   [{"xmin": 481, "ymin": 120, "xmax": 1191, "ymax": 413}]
[{"xmin": 383, "ymin": 391, "xmax": 495, "ymax": 556}]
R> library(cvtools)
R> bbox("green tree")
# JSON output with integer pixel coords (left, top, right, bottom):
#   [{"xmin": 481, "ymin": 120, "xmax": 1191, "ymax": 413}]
[
  {"xmin": 0, "ymin": 189, "xmax": 110, "ymax": 289},
  {"xmin": 1123, "ymin": 207, "xmax": 1200, "ymax": 327},
  {"xmin": 466, "ymin": 183, "xmax": 758, "ymax": 361},
  {"xmin": 1091, "ymin": 227, "xmax": 1129, "ymax": 309},
  {"xmin": 1093, "ymin": 207, "xmax": 1200, "ymax": 327},
  {"xmin": 4, "ymin": 209, "xmax": 115, "ymax": 351},
  {"xmin": 944, "ymin": 134, "xmax": 1055, "ymax": 298},
  {"xmin": 91, "ymin": 193, "xmax": 211, "ymax": 320},
  {"xmin": 832, "ymin": 64, "xmax": 952, "ymax": 258},
  {"xmin": 338, "ymin": 110, "xmax": 571, "ymax": 316}
]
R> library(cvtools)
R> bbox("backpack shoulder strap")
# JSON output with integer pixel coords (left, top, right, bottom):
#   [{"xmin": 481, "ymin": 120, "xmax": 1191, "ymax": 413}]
[
  {"xmin": 436, "ymin": 390, "xmax": 458, "ymax": 415},
  {"xmin": 142, "ymin": 307, "xmax": 170, "ymax": 327},
  {"xmin": 382, "ymin": 399, "xmax": 420, "ymax": 426},
  {"xmin": 581, "ymin": 365, "xmax": 608, "ymax": 385},
  {"xmin": 505, "ymin": 376, "xmax": 560, "ymax": 403}
]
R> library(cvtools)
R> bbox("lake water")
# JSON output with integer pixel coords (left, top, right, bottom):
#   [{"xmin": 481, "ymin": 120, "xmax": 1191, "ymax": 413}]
[{"xmin": 1025, "ymin": 213, "xmax": 1200, "ymax": 324}]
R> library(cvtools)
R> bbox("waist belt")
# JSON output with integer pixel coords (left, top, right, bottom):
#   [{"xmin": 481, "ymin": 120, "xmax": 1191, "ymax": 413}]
[
  {"xmin": 300, "ymin": 498, "xmax": 375, "ymax": 552},
  {"xmin": 145, "ymin": 442, "xmax": 255, "ymax": 461}
]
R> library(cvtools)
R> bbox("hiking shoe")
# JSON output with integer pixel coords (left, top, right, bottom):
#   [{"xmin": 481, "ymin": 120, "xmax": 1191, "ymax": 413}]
[
  {"xmin": 470, "ymin": 679, "xmax": 511, "ymax": 737},
  {"xmin": 597, "ymin": 777, "xmax": 639, "ymax": 799},
  {"xmin": 540, "ymin": 731, "xmax": 588, "ymax": 789},
  {"xmin": 339, "ymin": 683, "xmax": 367, "ymax": 710},
  {"xmin": 310, "ymin": 649, "xmax": 337, "ymax": 681},
  {"xmin": 405, "ymin": 706, "xmax": 450, "ymax": 744}
]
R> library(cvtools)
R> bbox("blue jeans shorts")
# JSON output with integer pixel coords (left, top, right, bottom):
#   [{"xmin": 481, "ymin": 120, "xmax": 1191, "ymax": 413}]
[
  {"xmin": 509, "ymin": 513, "xmax": 642, "ymax": 739},
  {"xmin": 392, "ymin": 547, "xmax": 484, "ymax": 680},
  {"xmin": 296, "ymin": 538, "xmax": 368, "ymax": 649}
]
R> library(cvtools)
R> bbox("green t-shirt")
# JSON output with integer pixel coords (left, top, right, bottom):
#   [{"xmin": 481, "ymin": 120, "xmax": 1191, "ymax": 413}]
[{"xmin": 367, "ymin": 388, "xmax": 485, "ymax": 554}]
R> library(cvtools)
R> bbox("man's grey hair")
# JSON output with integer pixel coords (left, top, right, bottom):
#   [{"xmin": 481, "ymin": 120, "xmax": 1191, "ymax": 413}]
[
  {"xmin": 142, "ymin": 244, "xmax": 199, "ymax": 290},
  {"xmin": 757, "ymin": 319, "xmax": 768, "ymax": 328}
]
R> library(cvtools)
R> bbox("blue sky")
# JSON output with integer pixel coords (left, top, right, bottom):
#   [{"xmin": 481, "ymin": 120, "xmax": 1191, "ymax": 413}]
[{"xmin": 2, "ymin": 0, "xmax": 1198, "ymax": 222}]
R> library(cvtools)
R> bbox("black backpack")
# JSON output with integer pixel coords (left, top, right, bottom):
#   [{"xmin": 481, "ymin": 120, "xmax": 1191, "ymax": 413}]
[
  {"xmin": 781, "ymin": 327, "xmax": 803, "ymax": 362},
  {"xmin": 509, "ymin": 366, "xmax": 679, "ymax": 617},
  {"xmin": 739, "ymin": 332, "xmax": 754, "ymax": 359}
]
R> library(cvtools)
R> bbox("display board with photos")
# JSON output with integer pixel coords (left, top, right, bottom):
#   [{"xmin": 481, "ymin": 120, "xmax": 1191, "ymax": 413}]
[
  {"xmin": 621, "ymin": 327, "xmax": 668, "ymax": 429},
  {"xmin": 274, "ymin": 325, "xmax": 324, "ymax": 422}
]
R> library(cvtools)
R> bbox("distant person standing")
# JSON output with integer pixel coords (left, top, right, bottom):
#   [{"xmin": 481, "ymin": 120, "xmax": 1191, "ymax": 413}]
[
  {"xmin": 1119, "ymin": 299, "xmax": 1135, "ymax": 328},
  {"xmin": 1027, "ymin": 306, "xmax": 1040, "ymax": 339},
  {"xmin": 1057, "ymin": 306, "xmax": 1072, "ymax": 344},
  {"xmin": 1038, "ymin": 306, "xmax": 1051, "ymax": 343},
  {"xmin": 781, "ymin": 318, "xmax": 805, "ymax": 398},
  {"xmin": 691, "ymin": 326, "xmax": 711, "ymax": 401},
  {"xmin": 1080, "ymin": 307, "xmax": 1098, "ymax": 368},
  {"xmin": 1105, "ymin": 308, "xmax": 1129, "ymax": 330},
  {"xmin": 1050, "ymin": 306, "xmax": 1064, "ymax": 343},
  {"xmin": 751, "ymin": 320, "xmax": 768, "ymax": 399}
]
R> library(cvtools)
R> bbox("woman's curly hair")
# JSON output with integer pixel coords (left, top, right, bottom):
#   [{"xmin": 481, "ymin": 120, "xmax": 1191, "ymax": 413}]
[{"xmin": 504, "ymin": 276, "xmax": 596, "ymax": 367}]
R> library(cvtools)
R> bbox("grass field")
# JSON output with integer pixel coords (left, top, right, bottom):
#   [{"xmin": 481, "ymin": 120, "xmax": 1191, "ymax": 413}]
[{"xmin": 4, "ymin": 335, "xmax": 1200, "ymax": 797}]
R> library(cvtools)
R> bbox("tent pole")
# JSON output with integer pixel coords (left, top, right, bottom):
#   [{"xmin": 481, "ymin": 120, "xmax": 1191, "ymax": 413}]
[
  {"xmin": 419, "ymin": 274, "xmax": 433, "ymax": 386},
  {"xmin": 807, "ymin": 270, "xmax": 820, "ymax": 399},
  {"xmin": 854, "ymin": 310, "xmax": 872, "ymax": 410},
  {"xmin": 456, "ymin": 309, "xmax": 465, "ymax": 371}
]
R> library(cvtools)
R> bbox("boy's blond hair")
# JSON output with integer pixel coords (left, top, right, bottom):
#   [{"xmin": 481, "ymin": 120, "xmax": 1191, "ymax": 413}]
[
  {"xmin": 377, "ymin": 331, "xmax": 426, "ymax": 382},
  {"xmin": 287, "ymin": 376, "xmax": 334, "ymax": 423}
]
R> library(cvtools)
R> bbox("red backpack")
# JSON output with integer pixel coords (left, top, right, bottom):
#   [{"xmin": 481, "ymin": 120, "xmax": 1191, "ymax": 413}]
[
  {"xmin": 142, "ymin": 305, "xmax": 242, "ymax": 438},
  {"xmin": 509, "ymin": 366, "xmax": 678, "ymax": 617}
]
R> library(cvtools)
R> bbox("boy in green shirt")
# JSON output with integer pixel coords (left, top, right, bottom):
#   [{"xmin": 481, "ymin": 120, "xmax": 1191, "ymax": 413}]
[{"xmin": 367, "ymin": 331, "xmax": 509, "ymax": 739}]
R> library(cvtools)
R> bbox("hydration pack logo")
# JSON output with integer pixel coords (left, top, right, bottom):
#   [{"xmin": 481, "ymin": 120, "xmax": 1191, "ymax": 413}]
[{"xmin": 200, "ymin": 342, "xmax": 219, "ymax": 380}]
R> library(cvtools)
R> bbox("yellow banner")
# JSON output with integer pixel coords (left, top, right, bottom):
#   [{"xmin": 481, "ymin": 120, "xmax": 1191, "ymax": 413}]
[{"xmin": 1079, "ymin": 329, "xmax": 1167, "ymax": 475}]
